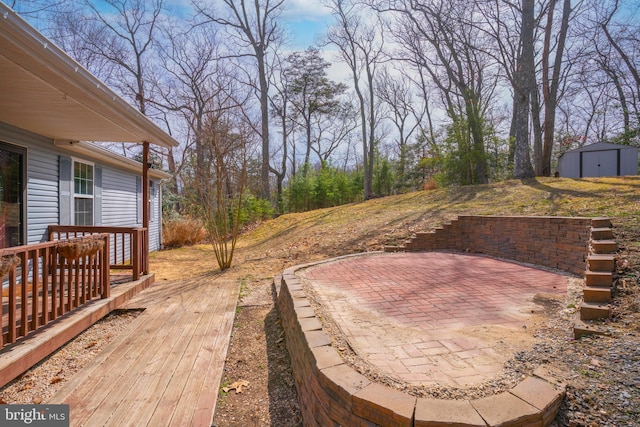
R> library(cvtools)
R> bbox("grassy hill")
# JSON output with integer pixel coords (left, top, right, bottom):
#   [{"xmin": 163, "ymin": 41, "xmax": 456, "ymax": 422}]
[
  {"xmin": 237, "ymin": 176, "xmax": 640, "ymax": 276},
  {"xmin": 152, "ymin": 176, "xmax": 640, "ymax": 281}
]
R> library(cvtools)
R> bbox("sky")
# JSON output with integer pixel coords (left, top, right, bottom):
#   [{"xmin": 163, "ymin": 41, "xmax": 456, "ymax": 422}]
[{"xmin": 281, "ymin": 0, "xmax": 333, "ymax": 49}]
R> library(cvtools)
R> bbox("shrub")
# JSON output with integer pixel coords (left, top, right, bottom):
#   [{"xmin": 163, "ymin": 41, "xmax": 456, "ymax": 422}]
[
  {"xmin": 240, "ymin": 194, "xmax": 274, "ymax": 226},
  {"xmin": 423, "ymin": 179, "xmax": 438, "ymax": 191},
  {"xmin": 162, "ymin": 217, "xmax": 207, "ymax": 248}
]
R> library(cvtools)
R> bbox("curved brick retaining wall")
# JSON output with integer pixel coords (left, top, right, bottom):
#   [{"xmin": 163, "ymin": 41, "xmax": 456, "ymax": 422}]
[
  {"xmin": 277, "ymin": 259, "xmax": 564, "ymax": 426},
  {"xmin": 275, "ymin": 215, "xmax": 612, "ymax": 426}
]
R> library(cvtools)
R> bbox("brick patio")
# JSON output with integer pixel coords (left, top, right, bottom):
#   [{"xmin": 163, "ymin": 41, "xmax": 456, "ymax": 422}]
[{"xmin": 301, "ymin": 252, "xmax": 568, "ymax": 388}]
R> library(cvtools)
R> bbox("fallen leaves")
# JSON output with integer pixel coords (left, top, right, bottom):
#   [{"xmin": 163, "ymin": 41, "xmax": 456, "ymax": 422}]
[{"xmin": 222, "ymin": 380, "xmax": 250, "ymax": 394}]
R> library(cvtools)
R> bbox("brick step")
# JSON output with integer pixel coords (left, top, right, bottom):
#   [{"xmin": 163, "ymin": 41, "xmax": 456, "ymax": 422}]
[
  {"xmin": 587, "ymin": 254, "xmax": 615, "ymax": 272},
  {"xmin": 591, "ymin": 227, "xmax": 614, "ymax": 240},
  {"xmin": 414, "ymin": 231, "xmax": 432, "ymax": 238},
  {"xmin": 580, "ymin": 303, "xmax": 611, "ymax": 321},
  {"xmin": 591, "ymin": 240, "xmax": 617, "ymax": 254},
  {"xmin": 583, "ymin": 286, "xmax": 612, "ymax": 303},
  {"xmin": 591, "ymin": 217, "xmax": 612, "ymax": 229},
  {"xmin": 585, "ymin": 270, "xmax": 613, "ymax": 287}
]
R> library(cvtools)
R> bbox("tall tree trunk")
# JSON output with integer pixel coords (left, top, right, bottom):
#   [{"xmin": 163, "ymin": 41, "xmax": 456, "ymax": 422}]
[
  {"xmin": 257, "ymin": 50, "xmax": 271, "ymax": 199},
  {"xmin": 541, "ymin": 0, "xmax": 571, "ymax": 176},
  {"xmin": 531, "ymin": 87, "xmax": 544, "ymax": 174},
  {"xmin": 514, "ymin": 0, "xmax": 536, "ymax": 179}
]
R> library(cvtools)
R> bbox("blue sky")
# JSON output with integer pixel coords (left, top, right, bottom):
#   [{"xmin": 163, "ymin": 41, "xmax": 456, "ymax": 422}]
[{"xmin": 281, "ymin": 0, "xmax": 333, "ymax": 49}]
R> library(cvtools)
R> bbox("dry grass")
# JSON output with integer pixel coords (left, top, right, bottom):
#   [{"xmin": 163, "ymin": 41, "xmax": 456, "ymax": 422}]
[
  {"xmin": 162, "ymin": 216, "xmax": 207, "ymax": 248},
  {"xmin": 151, "ymin": 176, "xmax": 640, "ymax": 282}
]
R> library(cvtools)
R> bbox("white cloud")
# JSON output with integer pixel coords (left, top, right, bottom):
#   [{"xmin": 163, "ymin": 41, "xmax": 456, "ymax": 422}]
[{"xmin": 282, "ymin": 0, "xmax": 332, "ymax": 20}]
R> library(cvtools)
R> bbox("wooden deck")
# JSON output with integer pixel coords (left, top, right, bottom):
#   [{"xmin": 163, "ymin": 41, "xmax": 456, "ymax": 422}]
[{"xmin": 50, "ymin": 274, "xmax": 240, "ymax": 427}]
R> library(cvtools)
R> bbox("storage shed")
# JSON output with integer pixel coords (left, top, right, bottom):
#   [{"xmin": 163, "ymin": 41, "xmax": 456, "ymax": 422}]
[{"xmin": 557, "ymin": 142, "xmax": 638, "ymax": 178}]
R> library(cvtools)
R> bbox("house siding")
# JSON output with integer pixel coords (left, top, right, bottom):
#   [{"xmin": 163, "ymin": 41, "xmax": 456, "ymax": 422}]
[
  {"xmin": 0, "ymin": 122, "xmax": 59, "ymax": 245},
  {"xmin": 1, "ymin": 122, "xmax": 164, "ymax": 251},
  {"xmin": 102, "ymin": 168, "xmax": 139, "ymax": 227}
]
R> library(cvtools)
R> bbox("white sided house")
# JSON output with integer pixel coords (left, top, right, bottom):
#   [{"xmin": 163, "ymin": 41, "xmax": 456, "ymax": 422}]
[
  {"xmin": 0, "ymin": 127, "xmax": 171, "ymax": 250},
  {"xmin": 0, "ymin": 3, "xmax": 177, "ymax": 253},
  {"xmin": 0, "ymin": 2, "xmax": 179, "ymax": 361}
]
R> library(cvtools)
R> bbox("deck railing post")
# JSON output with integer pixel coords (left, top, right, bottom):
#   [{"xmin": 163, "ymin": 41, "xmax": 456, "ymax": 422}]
[
  {"xmin": 143, "ymin": 228, "xmax": 149, "ymax": 275},
  {"xmin": 101, "ymin": 234, "xmax": 110, "ymax": 298},
  {"xmin": 132, "ymin": 229, "xmax": 140, "ymax": 281}
]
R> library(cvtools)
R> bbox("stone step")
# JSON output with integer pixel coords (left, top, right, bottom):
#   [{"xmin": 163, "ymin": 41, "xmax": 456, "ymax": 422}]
[
  {"xmin": 580, "ymin": 303, "xmax": 611, "ymax": 321},
  {"xmin": 591, "ymin": 227, "xmax": 614, "ymax": 240},
  {"xmin": 591, "ymin": 217, "xmax": 612, "ymax": 229},
  {"xmin": 587, "ymin": 254, "xmax": 615, "ymax": 272},
  {"xmin": 591, "ymin": 240, "xmax": 617, "ymax": 254},
  {"xmin": 573, "ymin": 321, "xmax": 610, "ymax": 339},
  {"xmin": 583, "ymin": 286, "xmax": 611, "ymax": 303},
  {"xmin": 585, "ymin": 270, "xmax": 613, "ymax": 287}
]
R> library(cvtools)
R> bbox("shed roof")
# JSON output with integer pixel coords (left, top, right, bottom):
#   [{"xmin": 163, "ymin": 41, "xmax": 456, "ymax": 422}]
[
  {"xmin": 0, "ymin": 3, "xmax": 179, "ymax": 149},
  {"xmin": 561, "ymin": 141, "xmax": 637, "ymax": 155}
]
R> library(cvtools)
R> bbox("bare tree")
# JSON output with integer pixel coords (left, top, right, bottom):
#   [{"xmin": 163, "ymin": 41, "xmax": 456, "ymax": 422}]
[
  {"xmin": 151, "ymin": 23, "xmax": 234, "ymax": 196},
  {"xmin": 513, "ymin": 0, "xmax": 537, "ymax": 178},
  {"xmin": 376, "ymin": 66, "xmax": 423, "ymax": 186},
  {"xmin": 326, "ymin": 0, "xmax": 385, "ymax": 198},
  {"xmin": 310, "ymin": 102, "xmax": 359, "ymax": 163},
  {"xmin": 372, "ymin": 0, "xmax": 494, "ymax": 184},
  {"xmin": 195, "ymin": 0, "xmax": 285, "ymax": 200},
  {"xmin": 194, "ymin": 109, "xmax": 249, "ymax": 271},
  {"xmin": 537, "ymin": 0, "xmax": 573, "ymax": 176},
  {"xmin": 46, "ymin": 0, "xmax": 174, "ymax": 168},
  {"xmin": 269, "ymin": 54, "xmax": 294, "ymax": 210},
  {"xmin": 596, "ymin": 0, "xmax": 640, "ymax": 144}
]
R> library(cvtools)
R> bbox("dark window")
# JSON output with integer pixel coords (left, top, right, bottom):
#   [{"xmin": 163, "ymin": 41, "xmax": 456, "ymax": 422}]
[{"xmin": 0, "ymin": 142, "xmax": 26, "ymax": 248}]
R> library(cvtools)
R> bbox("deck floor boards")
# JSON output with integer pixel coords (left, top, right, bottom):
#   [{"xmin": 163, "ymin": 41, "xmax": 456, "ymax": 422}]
[{"xmin": 50, "ymin": 274, "xmax": 239, "ymax": 427}]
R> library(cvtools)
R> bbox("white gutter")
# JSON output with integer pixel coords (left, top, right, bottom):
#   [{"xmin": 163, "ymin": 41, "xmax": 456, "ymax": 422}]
[{"xmin": 0, "ymin": 3, "xmax": 179, "ymax": 148}]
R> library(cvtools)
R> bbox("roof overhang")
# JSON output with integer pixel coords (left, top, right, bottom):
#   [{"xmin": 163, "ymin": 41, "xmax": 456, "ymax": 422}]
[
  {"xmin": 0, "ymin": 4, "xmax": 179, "ymax": 149},
  {"xmin": 55, "ymin": 140, "xmax": 173, "ymax": 180}
]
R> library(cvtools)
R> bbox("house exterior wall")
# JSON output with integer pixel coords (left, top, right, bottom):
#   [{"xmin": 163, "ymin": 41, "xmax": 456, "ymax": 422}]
[{"xmin": 0, "ymin": 122, "xmax": 162, "ymax": 250}]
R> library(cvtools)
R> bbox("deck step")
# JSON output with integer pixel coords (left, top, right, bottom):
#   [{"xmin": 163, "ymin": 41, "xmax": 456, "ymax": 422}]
[
  {"xmin": 587, "ymin": 254, "xmax": 615, "ymax": 272},
  {"xmin": 583, "ymin": 287, "xmax": 612, "ymax": 303},
  {"xmin": 591, "ymin": 227, "xmax": 614, "ymax": 240},
  {"xmin": 585, "ymin": 270, "xmax": 613, "ymax": 287},
  {"xmin": 591, "ymin": 218, "xmax": 612, "ymax": 229},
  {"xmin": 580, "ymin": 303, "xmax": 611, "ymax": 321},
  {"xmin": 591, "ymin": 240, "xmax": 617, "ymax": 254}
]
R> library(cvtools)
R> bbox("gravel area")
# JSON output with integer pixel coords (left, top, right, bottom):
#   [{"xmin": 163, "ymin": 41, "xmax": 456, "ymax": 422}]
[{"xmin": 0, "ymin": 309, "xmax": 143, "ymax": 405}]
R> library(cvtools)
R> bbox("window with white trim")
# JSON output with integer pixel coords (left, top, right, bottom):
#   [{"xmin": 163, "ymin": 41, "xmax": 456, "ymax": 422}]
[{"xmin": 73, "ymin": 160, "xmax": 94, "ymax": 225}]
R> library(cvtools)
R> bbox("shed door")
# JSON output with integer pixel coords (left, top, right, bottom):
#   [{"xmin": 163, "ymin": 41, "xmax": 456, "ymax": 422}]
[{"xmin": 582, "ymin": 150, "xmax": 618, "ymax": 177}]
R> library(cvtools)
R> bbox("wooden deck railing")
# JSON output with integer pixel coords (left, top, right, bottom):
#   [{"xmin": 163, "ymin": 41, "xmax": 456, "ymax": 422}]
[
  {"xmin": 49, "ymin": 226, "xmax": 148, "ymax": 281},
  {"xmin": 1, "ymin": 234, "xmax": 110, "ymax": 347}
]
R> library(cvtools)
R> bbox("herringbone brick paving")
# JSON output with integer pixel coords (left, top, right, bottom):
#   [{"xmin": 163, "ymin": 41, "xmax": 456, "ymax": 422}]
[{"xmin": 302, "ymin": 252, "xmax": 568, "ymax": 388}]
